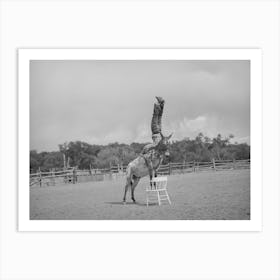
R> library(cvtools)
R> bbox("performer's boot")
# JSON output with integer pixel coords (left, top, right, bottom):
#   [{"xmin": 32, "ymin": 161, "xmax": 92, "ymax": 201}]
[
  {"xmin": 151, "ymin": 97, "xmax": 165, "ymax": 135},
  {"xmin": 156, "ymin": 96, "xmax": 165, "ymax": 105}
]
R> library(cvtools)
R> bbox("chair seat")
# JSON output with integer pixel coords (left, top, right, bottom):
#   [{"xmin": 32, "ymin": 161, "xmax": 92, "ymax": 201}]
[
  {"xmin": 146, "ymin": 188, "xmax": 166, "ymax": 192},
  {"xmin": 146, "ymin": 176, "xmax": 171, "ymax": 206}
]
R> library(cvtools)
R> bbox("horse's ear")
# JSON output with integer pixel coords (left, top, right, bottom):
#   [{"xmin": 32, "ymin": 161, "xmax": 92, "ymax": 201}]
[{"xmin": 166, "ymin": 133, "xmax": 173, "ymax": 140}]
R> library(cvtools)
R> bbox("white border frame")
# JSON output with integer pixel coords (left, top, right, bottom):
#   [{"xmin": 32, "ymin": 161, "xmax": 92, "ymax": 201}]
[{"xmin": 18, "ymin": 48, "xmax": 262, "ymax": 232}]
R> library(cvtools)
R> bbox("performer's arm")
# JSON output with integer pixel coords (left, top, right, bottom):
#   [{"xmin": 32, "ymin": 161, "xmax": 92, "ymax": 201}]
[{"xmin": 141, "ymin": 143, "xmax": 157, "ymax": 154}]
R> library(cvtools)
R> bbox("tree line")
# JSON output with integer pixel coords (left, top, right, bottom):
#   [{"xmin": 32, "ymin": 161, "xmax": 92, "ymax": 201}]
[{"xmin": 30, "ymin": 133, "xmax": 250, "ymax": 173}]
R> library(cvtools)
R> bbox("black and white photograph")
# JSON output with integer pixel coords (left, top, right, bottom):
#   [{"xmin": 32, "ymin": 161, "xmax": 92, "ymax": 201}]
[
  {"xmin": 28, "ymin": 57, "xmax": 251, "ymax": 221},
  {"xmin": 2, "ymin": 1, "xmax": 280, "ymax": 280}
]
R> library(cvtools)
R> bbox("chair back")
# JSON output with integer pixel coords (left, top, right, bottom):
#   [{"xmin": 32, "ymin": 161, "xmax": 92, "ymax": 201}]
[{"xmin": 148, "ymin": 176, "xmax": 168, "ymax": 190}]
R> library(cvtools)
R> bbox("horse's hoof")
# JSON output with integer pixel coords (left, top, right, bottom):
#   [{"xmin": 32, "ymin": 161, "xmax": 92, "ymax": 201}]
[{"xmin": 132, "ymin": 199, "xmax": 136, "ymax": 203}]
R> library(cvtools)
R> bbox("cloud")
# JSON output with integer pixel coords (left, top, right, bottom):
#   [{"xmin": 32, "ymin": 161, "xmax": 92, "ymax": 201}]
[
  {"xmin": 84, "ymin": 126, "xmax": 134, "ymax": 145},
  {"xmin": 230, "ymin": 136, "xmax": 250, "ymax": 145},
  {"xmin": 133, "ymin": 123, "xmax": 150, "ymax": 143},
  {"xmin": 165, "ymin": 115, "xmax": 249, "ymax": 144},
  {"xmin": 30, "ymin": 60, "xmax": 250, "ymax": 151},
  {"xmin": 165, "ymin": 115, "xmax": 215, "ymax": 139},
  {"xmin": 103, "ymin": 127, "xmax": 133, "ymax": 144}
]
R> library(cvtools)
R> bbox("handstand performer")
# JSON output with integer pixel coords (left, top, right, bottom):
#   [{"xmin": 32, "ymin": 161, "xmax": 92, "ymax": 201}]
[{"xmin": 141, "ymin": 96, "xmax": 165, "ymax": 177}]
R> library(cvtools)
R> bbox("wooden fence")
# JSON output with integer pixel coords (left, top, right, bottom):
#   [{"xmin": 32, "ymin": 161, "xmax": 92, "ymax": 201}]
[
  {"xmin": 156, "ymin": 158, "xmax": 250, "ymax": 175},
  {"xmin": 30, "ymin": 158, "xmax": 250, "ymax": 187}
]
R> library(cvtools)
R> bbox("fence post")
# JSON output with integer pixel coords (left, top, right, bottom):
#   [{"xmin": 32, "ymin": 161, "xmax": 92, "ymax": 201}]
[
  {"xmin": 169, "ymin": 161, "xmax": 172, "ymax": 175},
  {"xmin": 212, "ymin": 158, "xmax": 216, "ymax": 171},
  {"xmin": 38, "ymin": 167, "xmax": 42, "ymax": 187},
  {"xmin": 109, "ymin": 163, "xmax": 113, "ymax": 179},
  {"xmin": 72, "ymin": 168, "xmax": 74, "ymax": 184},
  {"xmin": 193, "ymin": 161, "xmax": 196, "ymax": 172},
  {"xmin": 72, "ymin": 167, "xmax": 77, "ymax": 184},
  {"xmin": 52, "ymin": 169, "xmax": 56, "ymax": 186}
]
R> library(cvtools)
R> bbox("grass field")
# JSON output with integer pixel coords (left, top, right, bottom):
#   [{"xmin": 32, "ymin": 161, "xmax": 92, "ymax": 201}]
[{"xmin": 30, "ymin": 169, "xmax": 250, "ymax": 220}]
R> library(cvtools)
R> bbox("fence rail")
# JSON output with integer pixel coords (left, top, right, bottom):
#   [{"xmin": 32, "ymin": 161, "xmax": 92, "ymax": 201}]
[{"xmin": 30, "ymin": 158, "xmax": 250, "ymax": 187}]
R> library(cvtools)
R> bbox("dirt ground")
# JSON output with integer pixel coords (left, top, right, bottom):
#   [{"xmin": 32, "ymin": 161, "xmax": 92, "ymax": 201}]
[{"xmin": 30, "ymin": 169, "xmax": 250, "ymax": 220}]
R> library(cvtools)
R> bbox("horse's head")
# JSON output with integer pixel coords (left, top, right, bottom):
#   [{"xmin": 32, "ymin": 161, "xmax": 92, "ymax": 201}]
[{"xmin": 156, "ymin": 132, "xmax": 173, "ymax": 158}]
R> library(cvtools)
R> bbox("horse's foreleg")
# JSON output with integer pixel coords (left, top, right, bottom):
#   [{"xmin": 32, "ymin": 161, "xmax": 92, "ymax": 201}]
[
  {"xmin": 148, "ymin": 169, "xmax": 154, "ymax": 188},
  {"xmin": 150, "ymin": 174, "xmax": 153, "ymax": 188},
  {"xmin": 131, "ymin": 177, "xmax": 140, "ymax": 203},
  {"xmin": 154, "ymin": 171, "xmax": 158, "ymax": 188}
]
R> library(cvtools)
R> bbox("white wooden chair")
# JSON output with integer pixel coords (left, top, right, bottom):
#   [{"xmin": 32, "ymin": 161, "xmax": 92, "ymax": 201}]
[{"xmin": 146, "ymin": 176, "xmax": 171, "ymax": 206}]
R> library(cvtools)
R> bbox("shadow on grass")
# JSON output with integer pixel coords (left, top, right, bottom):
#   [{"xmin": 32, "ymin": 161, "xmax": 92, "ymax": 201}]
[{"xmin": 105, "ymin": 201, "xmax": 158, "ymax": 207}]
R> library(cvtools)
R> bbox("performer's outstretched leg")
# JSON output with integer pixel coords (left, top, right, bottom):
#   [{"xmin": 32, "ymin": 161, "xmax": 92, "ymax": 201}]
[
  {"xmin": 151, "ymin": 96, "xmax": 165, "ymax": 138},
  {"xmin": 140, "ymin": 97, "xmax": 165, "ymax": 182},
  {"xmin": 148, "ymin": 97, "xmax": 165, "ymax": 182}
]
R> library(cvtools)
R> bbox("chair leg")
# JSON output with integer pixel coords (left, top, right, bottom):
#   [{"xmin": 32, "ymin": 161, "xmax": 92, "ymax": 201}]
[
  {"xmin": 157, "ymin": 191, "xmax": 161, "ymax": 206},
  {"xmin": 165, "ymin": 191, "xmax": 171, "ymax": 205}
]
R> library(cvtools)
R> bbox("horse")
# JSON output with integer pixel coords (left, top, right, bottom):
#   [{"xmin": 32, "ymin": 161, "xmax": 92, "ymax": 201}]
[{"xmin": 122, "ymin": 133, "xmax": 172, "ymax": 204}]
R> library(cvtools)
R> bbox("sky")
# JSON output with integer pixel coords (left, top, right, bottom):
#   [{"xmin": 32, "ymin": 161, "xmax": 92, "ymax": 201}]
[{"xmin": 30, "ymin": 60, "xmax": 250, "ymax": 152}]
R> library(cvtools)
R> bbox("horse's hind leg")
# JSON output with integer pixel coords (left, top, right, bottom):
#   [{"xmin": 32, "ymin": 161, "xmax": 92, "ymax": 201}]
[
  {"xmin": 131, "ymin": 177, "xmax": 140, "ymax": 203},
  {"xmin": 123, "ymin": 180, "xmax": 130, "ymax": 204}
]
